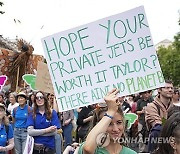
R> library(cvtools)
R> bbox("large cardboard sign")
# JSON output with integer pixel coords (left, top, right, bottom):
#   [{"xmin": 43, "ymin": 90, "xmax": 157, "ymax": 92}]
[
  {"xmin": 35, "ymin": 62, "xmax": 54, "ymax": 94},
  {"xmin": 42, "ymin": 6, "xmax": 165, "ymax": 111}
]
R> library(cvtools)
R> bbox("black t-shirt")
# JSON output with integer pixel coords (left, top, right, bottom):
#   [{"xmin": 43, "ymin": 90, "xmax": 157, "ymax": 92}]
[
  {"xmin": 136, "ymin": 98, "xmax": 151, "ymax": 124},
  {"xmin": 122, "ymin": 101, "xmax": 131, "ymax": 112},
  {"xmin": 77, "ymin": 106, "xmax": 93, "ymax": 126}
]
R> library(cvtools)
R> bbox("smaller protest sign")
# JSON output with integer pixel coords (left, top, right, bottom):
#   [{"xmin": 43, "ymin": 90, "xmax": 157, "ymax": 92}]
[
  {"xmin": 23, "ymin": 74, "xmax": 37, "ymax": 91},
  {"xmin": 0, "ymin": 75, "xmax": 7, "ymax": 91},
  {"xmin": 35, "ymin": 61, "xmax": 54, "ymax": 94}
]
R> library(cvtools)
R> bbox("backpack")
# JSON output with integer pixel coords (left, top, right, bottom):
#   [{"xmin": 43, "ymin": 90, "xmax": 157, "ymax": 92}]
[
  {"xmin": 145, "ymin": 102, "xmax": 161, "ymax": 132},
  {"xmin": 141, "ymin": 103, "xmax": 161, "ymax": 144},
  {"xmin": 5, "ymin": 125, "xmax": 9, "ymax": 145},
  {"xmin": 5, "ymin": 125, "xmax": 9, "ymax": 136},
  {"xmin": 145, "ymin": 102, "xmax": 162, "ymax": 152}
]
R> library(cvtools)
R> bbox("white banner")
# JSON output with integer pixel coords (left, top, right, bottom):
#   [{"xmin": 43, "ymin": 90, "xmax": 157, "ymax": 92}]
[{"xmin": 42, "ymin": 6, "xmax": 165, "ymax": 111}]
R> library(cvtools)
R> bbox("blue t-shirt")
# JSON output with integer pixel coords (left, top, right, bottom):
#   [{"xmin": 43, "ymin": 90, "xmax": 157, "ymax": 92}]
[
  {"xmin": 26, "ymin": 109, "xmax": 60, "ymax": 149},
  {"xmin": 12, "ymin": 104, "xmax": 32, "ymax": 128},
  {"xmin": 0, "ymin": 124, "xmax": 13, "ymax": 146}
]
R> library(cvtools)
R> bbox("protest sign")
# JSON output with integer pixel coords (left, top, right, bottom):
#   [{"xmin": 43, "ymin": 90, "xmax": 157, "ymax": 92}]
[
  {"xmin": 35, "ymin": 61, "xmax": 54, "ymax": 94},
  {"xmin": 23, "ymin": 74, "xmax": 37, "ymax": 91},
  {"xmin": 42, "ymin": 6, "xmax": 165, "ymax": 111},
  {"xmin": 23, "ymin": 134, "xmax": 34, "ymax": 154},
  {"xmin": 0, "ymin": 75, "xmax": 7, "ymax": 91}
]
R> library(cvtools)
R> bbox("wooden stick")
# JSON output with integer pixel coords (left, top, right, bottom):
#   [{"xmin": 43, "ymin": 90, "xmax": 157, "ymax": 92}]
[
  {"xmin": 16, "ymin": 67, "xmax": 20, "ymax": 92},
  {"xmin": 24, "ymin": 65, "xmax": 26, "ymax": 88}
]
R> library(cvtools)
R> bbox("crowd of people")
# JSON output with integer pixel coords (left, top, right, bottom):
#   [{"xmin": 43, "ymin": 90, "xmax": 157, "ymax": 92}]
[{"xmin": 0, "ymin": 79, "xmax": 179, "ymax": 154}]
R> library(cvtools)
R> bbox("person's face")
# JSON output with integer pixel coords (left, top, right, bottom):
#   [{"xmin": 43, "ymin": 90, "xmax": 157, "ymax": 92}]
[
  {"xmin": 128, "ymin": 96, "xmax": 133, "ymax": 102},
  {"xmin": 173, "ymin": 92, "xmax": 180, "ymax": 101},
  {"xmin": 171, "ymin": 137, "xmax": 180, "ymax": 154},
  {"xmin": 9, "ymin": 95, "xmax": 16, "ymax": 103},
  {"xmin": 36, "ymin": 92, "xmax": 45, "ymax": 107},
  {"xmin": 159, "ymin": 83, "xmax": 174, "ymax": 98},
  {"xmin": 48, "ymin": 94, "xmax": 54, "ymax": 103},
  {"xmin": 0, "ymin": 96, "xmax": 3, "ymax": 102},
  {"xmin": 31, "ymin": 95, "xmax": 35, "ymax": 101},
  {"xmin": 0, "ymin": 107, "xmax": 5, "ymax": 120},
  {"xmin": 176, "ymin": 141, "xmax": 180, "ymax": 154},
  {"xmin": 118, "ymin": 96, "xmax": 125, "ymax": 103},
  {"xmin": 141, "ymin": 92, "xmax": 149, "ymax": 100},
  {"xmin": 106, "ymin": 112, "xmax": 124, "ymax": 140},
  {"xmin": 18, "ymin": 96, "xmax": 26, "ymax": 105}
]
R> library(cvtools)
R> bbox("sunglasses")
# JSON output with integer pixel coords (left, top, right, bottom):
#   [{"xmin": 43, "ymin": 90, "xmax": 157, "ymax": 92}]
[{"xmin": 36, "ymin": 96, "xmax": 44, "ymax": 100}]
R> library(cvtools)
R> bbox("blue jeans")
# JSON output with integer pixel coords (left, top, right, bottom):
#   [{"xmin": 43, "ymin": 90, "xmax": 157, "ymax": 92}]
[
  {"xmin": 55, "ymin": 133, "xmax": 62, "ymax": 154},
  {"xmin": 63, "ymin": 123, "xmax": 73, "ymax": 147},
  {"xmin": 14, "ymin": 128, "xmax": 27, "ymax": 154}
]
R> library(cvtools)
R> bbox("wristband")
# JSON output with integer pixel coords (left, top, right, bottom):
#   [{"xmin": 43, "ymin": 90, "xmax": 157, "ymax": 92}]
[{"xmin": 104, "ymin": 113, "xmax": 113, "ymax": 119}]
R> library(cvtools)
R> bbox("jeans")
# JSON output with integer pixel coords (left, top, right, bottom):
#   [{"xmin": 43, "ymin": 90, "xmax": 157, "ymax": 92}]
[
  {"xmin": 14, "ymin": 127, "xmax": 27, "ymax": 154},
  {"xmin": 55, "ymin": 133, "xmax": 62, "ymax": 154},
  {"xmin": 63, "ymin": 123, "xmax": 73, "ymax": 147}
]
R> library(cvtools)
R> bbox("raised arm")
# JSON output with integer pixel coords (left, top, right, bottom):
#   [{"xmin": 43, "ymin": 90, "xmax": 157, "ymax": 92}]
[{"xmin": 83, "ymin": 88, "xmax": 119, "ymax": 154}]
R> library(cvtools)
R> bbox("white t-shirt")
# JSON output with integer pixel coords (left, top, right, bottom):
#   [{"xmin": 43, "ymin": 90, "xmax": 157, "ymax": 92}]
[{"xmin": 8, "ymin": 102, "xmax": 19, "ymax": 114}]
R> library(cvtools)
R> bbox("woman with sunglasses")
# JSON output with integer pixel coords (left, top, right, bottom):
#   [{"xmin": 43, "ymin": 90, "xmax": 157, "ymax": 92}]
[
  {"xmin": 0, "ymin": 104, "xmax": 14, "ymax": 154},
  {"xmin": 27, "ymin": 91, "xmax": 60, "ymax": 154},
  {"xmin": 78, "ymin": 88, "xmax": 137, "ymax": 154}
]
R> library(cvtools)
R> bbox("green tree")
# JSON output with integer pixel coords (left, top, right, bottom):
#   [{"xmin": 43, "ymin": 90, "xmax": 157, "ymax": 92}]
[
  {"xmin": 157, "ymin": 15, "xmax": 180, "ymax": 87},
  {"xmin": 157, "ymin": 45, "xmax": 180, "ymax": 86}
]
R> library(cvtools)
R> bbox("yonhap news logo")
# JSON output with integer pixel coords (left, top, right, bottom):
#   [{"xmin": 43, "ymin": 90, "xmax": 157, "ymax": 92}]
[{"xmin": 96, "ymin": 133, "xmax": 171, "ymax": 147}]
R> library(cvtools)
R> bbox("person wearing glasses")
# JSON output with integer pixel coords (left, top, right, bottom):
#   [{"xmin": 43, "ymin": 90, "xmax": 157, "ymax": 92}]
[
  {"xmin": 172, "ymin": 88, "xmax": 180, "ymax": 106},
  {"xmin": 27, "ymin": 91, "xmax": 60, "ymax": 154},
  {"xmin": 0, "ymin": 103, "xmax": 14, "ymax": 154},
  {"xmin": 79, "ymin": 88, "xmax": 137, "ymax": 154},
  {"xmin": 145, "ymin": 80, "xmax": 174, "ymax": 153}
]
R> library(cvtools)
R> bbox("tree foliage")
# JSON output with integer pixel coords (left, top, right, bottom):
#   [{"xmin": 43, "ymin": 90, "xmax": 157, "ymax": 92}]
[{"xmin": 157, "ymin": 31, "xmax": 180, "ymax": 87}]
